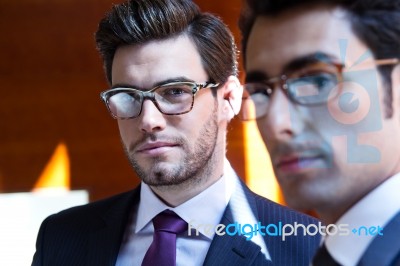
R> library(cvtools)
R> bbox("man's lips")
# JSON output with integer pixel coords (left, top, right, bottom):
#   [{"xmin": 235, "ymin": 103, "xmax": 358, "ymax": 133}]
[
  {"xmin": 136, "ymin": 142, "xmax": 179, "ymax": 154},
  {"xmin": 274, "ymin": 154, "xmax": 324, "ymax": 172}
]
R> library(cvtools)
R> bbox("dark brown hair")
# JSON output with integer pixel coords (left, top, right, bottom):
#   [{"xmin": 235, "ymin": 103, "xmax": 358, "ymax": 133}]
[{"xmin": 96, "ymin": 0, "xmax": 237, "ymax": 85}]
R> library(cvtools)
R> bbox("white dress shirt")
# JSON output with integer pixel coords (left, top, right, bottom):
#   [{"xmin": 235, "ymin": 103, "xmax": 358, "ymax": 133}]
[
  {"xmin": 116, "ymin": 159, "xmax": 270, "ymax": 266},
  {"xmin": 325, "ymin": 173, "xmax": 400, "ymax": 266}
]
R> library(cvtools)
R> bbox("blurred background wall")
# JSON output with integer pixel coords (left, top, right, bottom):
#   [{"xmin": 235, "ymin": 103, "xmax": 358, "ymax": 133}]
[{"xmin": 0, "ymin": 0, "xmax": 279, "ymax": 202}]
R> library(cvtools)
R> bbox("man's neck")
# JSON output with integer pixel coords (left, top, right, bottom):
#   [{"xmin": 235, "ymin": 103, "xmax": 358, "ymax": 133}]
[
  {"xmin": 149, "ymin": 173, "xmax": 224, "ymax": 207},
  {"xmin": 316, "ymin": 175, "xmax": 395, "ymax": 224}
]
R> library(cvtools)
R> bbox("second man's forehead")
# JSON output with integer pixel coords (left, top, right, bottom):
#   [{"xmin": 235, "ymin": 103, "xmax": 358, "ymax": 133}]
[{"xmin": 245, "ymin": 6, "xmax": 357, "ymax": 66}]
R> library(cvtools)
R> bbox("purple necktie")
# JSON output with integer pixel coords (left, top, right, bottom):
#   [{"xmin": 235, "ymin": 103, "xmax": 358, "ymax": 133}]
[{"xmin": 142, "ymin": 210, "xmax": 187, "ymax": 266}]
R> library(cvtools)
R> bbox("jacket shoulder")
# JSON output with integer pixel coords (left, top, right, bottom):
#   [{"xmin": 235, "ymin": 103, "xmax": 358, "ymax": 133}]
[
  {"xmin": 32, "ymin": 188, "xmax": 139, "ymax": 266},
  {"xmin": 246, "ymin": 189, "xmax": 321, "ymax": 266},
  {"xmin": 250, "ymin": 189, "xmax": 319, "ymax": 225}
]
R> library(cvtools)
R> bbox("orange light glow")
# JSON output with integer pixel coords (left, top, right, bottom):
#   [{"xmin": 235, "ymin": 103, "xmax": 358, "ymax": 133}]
[
  {"xmin": 243, "ymin": 120, "xmax": 284, "ymax": 204},
  {"xmin": 33, "ymin": 142, "xmax": 70, "ymax": 191}
]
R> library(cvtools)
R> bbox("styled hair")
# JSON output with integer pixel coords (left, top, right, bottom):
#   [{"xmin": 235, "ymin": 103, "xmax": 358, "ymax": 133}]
[
  {"xmin": 96, "ymin": 0, "xmax": 237, "ymax": 85},
  {"xmin": 239, "ymin": 0, "xmax": 400, "ymax": 116}
]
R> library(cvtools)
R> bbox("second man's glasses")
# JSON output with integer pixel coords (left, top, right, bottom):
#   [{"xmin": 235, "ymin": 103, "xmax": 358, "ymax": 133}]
[{"xmin": 243, "ymin": 57, "xmax": 399, "ymax": 120}]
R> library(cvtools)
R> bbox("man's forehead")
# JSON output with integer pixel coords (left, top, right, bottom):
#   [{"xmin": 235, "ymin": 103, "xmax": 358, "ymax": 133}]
[
  {"xmin": 111, "ymin": 34, "xmax": 208, "ymax": 87},
  {"xmin": 245, "ymin": 6, "xmax": 364, "ymax": 75},
  {"xmin": 250, "ymin": 3, "xmax": 349, "ymax": 26}
]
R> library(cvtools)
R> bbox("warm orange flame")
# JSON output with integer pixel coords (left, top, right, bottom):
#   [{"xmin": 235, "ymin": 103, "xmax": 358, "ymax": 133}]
[
  {"xmin": 243, "ymin": 121, "xmax": 284, "ymax": 204},
  {"xmin": 33, "ymin": 142, "xmax": 70, "ymax": 191}
]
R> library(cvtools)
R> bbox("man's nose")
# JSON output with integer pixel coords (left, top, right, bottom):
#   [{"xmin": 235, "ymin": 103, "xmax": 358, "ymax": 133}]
[
  {"xmin": 264, "ymin": 88, "xmax": 304, "ymax": 141},
  {"xmin": 137, "ymin": 100, "xmax": 167, "ymax": 133}
]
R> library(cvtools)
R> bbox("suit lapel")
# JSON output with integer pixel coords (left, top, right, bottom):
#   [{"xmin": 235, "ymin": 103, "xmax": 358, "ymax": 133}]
[
  {"xmin": 86, "ymin": 187, "xmax": 141, "ymax": 266},
  {"xmin": 357, "ymin": 211, "xmax": 400, "ymax": 266},
  {"xmin": 203, "ymin": 205, "xmax": 270, "ymax": 266},
  {"xmin": 203, "ymin": 179, "xmax": 272, "ymax": 266}
]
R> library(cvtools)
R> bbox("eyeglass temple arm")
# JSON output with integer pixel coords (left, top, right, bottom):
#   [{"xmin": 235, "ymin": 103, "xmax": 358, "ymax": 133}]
[
  {"xmin": 201, "ymin": 82, "xmax": 220, "ymax": 88},
  {"xmin": 374, "ymin": 58, "xmax": 399, "ymax": 66}
]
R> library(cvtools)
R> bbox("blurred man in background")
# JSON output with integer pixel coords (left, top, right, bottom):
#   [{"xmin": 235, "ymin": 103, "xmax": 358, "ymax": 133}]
[{"xmin": 240, "ymin": 0, "xmax": 400, "ymax": 265}]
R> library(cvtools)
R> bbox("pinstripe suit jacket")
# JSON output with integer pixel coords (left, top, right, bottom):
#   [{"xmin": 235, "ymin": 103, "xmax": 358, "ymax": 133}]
[
  {"xmin": 32, "ymin": 181, "xmax": 320, "ymax": 266},
  {"xmin": 356, "ymin": 211, "xmax": 400, "ymax": 266}
]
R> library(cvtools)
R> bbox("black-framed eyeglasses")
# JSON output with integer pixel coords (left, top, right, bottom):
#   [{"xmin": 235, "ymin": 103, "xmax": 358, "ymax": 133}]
[
  {"xmin": 100, "ymin": 81, "xmax": 219, "ymax": 119},
  {"xmin": 243, "ymin": 58, "xmax": 400, "ymax": 120}
]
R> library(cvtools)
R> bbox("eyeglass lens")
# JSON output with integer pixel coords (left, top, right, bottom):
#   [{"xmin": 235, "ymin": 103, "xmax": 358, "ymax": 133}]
[
  {"xmin": 106, "ymin": 83, "xmax": 195, "ymax": 119},
  {"xmin": 245, "ymin": 65, "xmax": 341, "ymax": 119}
]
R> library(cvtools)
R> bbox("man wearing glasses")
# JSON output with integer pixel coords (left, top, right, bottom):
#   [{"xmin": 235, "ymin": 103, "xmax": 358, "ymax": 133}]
[
  {"xmin": 240, "ymin": 0, "xmax": 400, "ymax": 265},
  {"xmin": 32, "ymin": 0, "xmax": 320, "ymax": 265}
]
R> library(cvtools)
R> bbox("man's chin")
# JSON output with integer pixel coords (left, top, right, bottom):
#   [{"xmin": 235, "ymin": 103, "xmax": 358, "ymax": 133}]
[
  {"xmin": 140, "ymin": 166, "xmax": 188, "ymax": 187},
  {"xmin": 142, "ymin": 175, "xmax": 190, "ymax": 188}
]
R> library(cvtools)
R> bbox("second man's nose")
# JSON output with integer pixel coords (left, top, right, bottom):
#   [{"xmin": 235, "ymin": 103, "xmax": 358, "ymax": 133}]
[{"xmin": 265, "ymin": 89, "xmax": 304, "ymax": 140}]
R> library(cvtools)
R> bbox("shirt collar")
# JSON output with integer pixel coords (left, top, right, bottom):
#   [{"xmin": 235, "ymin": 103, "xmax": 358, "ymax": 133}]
[
  {"xmin": 135, "ymin": 158, "xmax": 234, "ymax": 238},
  {"xmin": 135, "ymin": 159, "xmax": 270, "ymax": 261},
  {"xmin": 326, "ymin": 172, "xmax": 400, "ymax": 266}
]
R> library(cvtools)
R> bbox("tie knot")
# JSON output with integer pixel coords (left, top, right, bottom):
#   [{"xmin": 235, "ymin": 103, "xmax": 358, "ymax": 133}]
[{"xmin": 153, "ymin": 210, "xmax": 187, "ymax": 235}]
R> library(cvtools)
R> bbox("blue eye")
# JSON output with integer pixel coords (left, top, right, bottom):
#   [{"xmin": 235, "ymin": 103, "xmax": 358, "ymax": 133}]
[
  {"xmin": 313, "ymin": 74, "xmax": 337, "ymax": 90},
  {"xmin": 287, "ymin": 73, "xmax": 338, "ymax": 104},
  {"xmin": 245, "ymin": 83, "xmax": 273, "ymax": 97},
  {"xmin": 163, "ymin": 88, "xmax": 188, "ymax": 96}
]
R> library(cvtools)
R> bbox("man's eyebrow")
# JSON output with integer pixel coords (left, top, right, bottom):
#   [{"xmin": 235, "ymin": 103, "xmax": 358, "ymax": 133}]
[
  {"xmin": 245, "ymin": 71, "xmax": 268, "ymax": 83},
  {"xmin": 111, "ymin": 76, "xmax": 195, "ymax": 90},
  {"xmin": 245, "ymin": 52, "xmax": 339, "ymax": 83},
  {"xmin": 153, "ymin": 77, "xmax": 195, "ymax": 87},
  {"xmin": 111, "ymin": 83, "xmax": 135, "ymax": 89},
  {"xmin": 283, "ymin": 52, "xmax": 339, "ymax": 73}
]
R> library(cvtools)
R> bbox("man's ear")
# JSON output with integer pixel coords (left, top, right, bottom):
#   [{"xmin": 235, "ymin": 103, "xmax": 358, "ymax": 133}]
[{"xmin": 222, "ymin": 75, "xmax": 243, "ymax": 120}]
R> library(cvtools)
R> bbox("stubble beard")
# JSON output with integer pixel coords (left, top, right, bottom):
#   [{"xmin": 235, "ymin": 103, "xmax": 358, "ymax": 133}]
[{"xmin": 126, "ymin": 102, "xmax": 219, "ymax": 189}]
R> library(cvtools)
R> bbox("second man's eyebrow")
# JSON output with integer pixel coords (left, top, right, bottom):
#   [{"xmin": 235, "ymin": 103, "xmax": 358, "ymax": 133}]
[
  {"xmin": 283, "ymin": 52, "xmax": 339, "ymax": 73},
  {"xmin": 245, "ymin": 71, "xmax": 269, "ymax": 83},
  {"xmin": 245, "ymin": 51, "xmax": 340, "ymax": 83}
]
